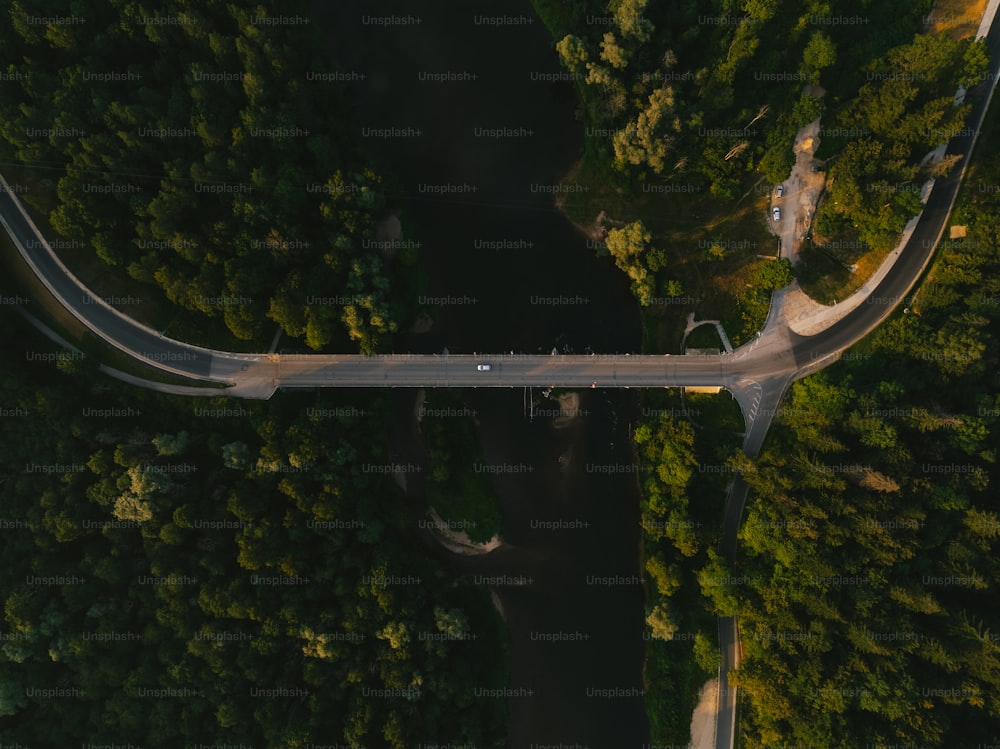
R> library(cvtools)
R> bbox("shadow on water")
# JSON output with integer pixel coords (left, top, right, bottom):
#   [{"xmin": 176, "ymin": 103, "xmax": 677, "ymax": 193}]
[
  {"xmin": 397, "ymin": 387, "xmax": 649, "ymax": 749},
  {"xmin": 323, "ymin": 3, "xmax": 649, "ymax": 746},
  {"xmin": 319, "ymin": 0, "xmax": 639, "ymax": 354}
]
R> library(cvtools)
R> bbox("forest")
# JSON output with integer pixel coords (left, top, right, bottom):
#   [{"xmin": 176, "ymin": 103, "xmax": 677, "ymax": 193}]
[
  {"xmin": 633, "ymin": 389, "xmax": 742, "ymax": 744},
  {"xmin": 814, "ymin": 32, "xmax": 984, "ymax": 252},
  {"xmin": 720, "ymin": 97, "xmax": 1000, "ymax": 747},
  {"xmin": 0, "ymin": 311, "xmax": 508, "ymax": 747},
  {"xmin": 538, "ymin": 0, "xmax": 981, "ymax": 193},
  {"xmin": 535, "ymin": 0, "xmax": 988, "ymax": 309},
  {"xmin": 0, "ymin": 4, "xmax": 513, "ymax": 745},
  {"xmin": 634, "ymin": 83, "xmax": 1000, "ymax": 747},
  {"xmin": 0, "ymin": 0, "xmax": 408, "ymax": 353},
  {"xmin": 3, "ymin": 1, "xmax": 1000, "ymax": 746}
]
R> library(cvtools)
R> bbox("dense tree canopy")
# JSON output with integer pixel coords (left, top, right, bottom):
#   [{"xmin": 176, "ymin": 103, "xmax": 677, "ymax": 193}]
[
  {"xmin": 0, "ymin": 1, "xmax": 403, "ymax": 352},
  {"xmin": 539, "ymin": 0, "xmax": 958, "ymax": 200},
  {"xmin": 723, "ymin": 112, "xmax": 1000, "ymax": 746},
  {"xmin": 0, "ymin": 315, "xmax": 507, "ymax": 747},
  {"xmin": 622, "ymin": 52, "xmax": 1000, "ymax": 746},
  {"xmin": 634, "ymin": 389, "xmax": 744, "ymax": 744},
  {"xmin": 816, "ymin": 33, "xmax": 985, "ymax": 252},
  {"xmin": 537, "ymin": 0, "xmax": 983, "ymax": 312}
]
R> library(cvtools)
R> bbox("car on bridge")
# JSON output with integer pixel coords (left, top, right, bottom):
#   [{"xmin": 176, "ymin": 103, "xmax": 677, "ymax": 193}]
[{"xmin": 477, "ymin": 363, "xmax": 492, "ymax": 371}]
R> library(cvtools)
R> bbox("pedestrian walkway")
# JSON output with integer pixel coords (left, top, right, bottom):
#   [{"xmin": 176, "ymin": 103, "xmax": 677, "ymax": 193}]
[
  {"xmin": 714, "ymin": 323, "xmax": 734, "ymax": 354},
  {"xmin": 980, "ymin": 0, "xmax": 1000, "ymax": 39}
]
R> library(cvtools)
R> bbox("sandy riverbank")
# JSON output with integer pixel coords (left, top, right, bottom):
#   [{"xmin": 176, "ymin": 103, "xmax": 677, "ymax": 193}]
[
  {"xmin": 551, "ymin": 391, "xmax": 584, "ymax": 429},
  {"xmin": 423, "ymin": 506, "xmax": 503, "ymax": 556}
]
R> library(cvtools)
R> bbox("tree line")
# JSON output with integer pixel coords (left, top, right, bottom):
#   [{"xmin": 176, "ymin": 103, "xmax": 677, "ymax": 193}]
[
  {"xmin": 633, "ymin": 389, "xmax": 742, "ymax": 744},
  {"xmin": 0, "ymin": 0, "xmax": 407, "ymax": 352},
  {"xmin": 815, "ymin": 32, "xmax": 986, "ymax": 253}
]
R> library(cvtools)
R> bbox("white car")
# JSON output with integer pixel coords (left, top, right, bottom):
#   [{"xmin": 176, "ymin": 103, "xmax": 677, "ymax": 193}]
[
  {"xmin": 477, "ymin": 363, "xmax": 492, "ymax": 371},
  {"xmin": 775, "ymin": 184, "xmax": 784, "ymax": 197},
  {"xmin": 772, "ymin": 206, "xmax": 781, "ymax": 221}
]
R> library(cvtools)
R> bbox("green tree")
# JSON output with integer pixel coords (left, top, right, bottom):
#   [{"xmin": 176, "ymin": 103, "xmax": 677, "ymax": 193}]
[
  {"xmin": 801, "ymin": 31, "xmax": 836, "ymax": 80},
  {"xmin": 604, "ymin": 220, "xmax": 660, "ymax": 303},
  {"xmin": 613, "ymin": 0, "xmax": 654, "ymax": 42},
  {"xmin": 221, "ymin": 441, "xmax": 251, "ymax": 470},
  {"xmin": 646, "ymin": 555, "xmax": 682, "ymax": 596},
  {"xmin": 646, "ymin": 602, "xmax": 678, "ymax": 641},
  {"xmin": 152, "ymin": 431, "xmax": 190, "ymax": 456},
  {"xmin": 612, "ymin": 86, "xmax": 679, "ymax": 175},
  {"xmin": 600, "ymin": 32, "xmax": 629, "ymax": 70},
  {"xmin": 556, "ymin": 34, "xmax": 589, "ymax": 72},
  {"xmin": 433, "ymin": 606, "xmax": 470, "ymax": 640}
]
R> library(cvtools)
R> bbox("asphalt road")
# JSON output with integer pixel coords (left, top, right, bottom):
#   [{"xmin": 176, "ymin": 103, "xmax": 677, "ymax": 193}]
[
  {"xmin": 262, "ymin": 351, "xmax": 779, "ymax": 386},
  {"xmin": 0, "ymin": 137, "xmax": 971, "ymax": 398},
  {"xmin": 0, "ymin": 153, "xmax": 960, "ymax": 400},
  {"xmin": 0, "ymin": 182, "xmax": 215, "ymax": 379}
]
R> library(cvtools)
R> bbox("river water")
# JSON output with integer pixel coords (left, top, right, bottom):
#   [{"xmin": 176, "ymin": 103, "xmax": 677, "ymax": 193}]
[{"xmin": 320, "ymin": 3, "xmax": 648, "ymax": 746}]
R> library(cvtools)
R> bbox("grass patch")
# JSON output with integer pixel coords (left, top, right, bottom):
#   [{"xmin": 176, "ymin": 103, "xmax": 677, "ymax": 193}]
[
  {"xmin": 795, "ymin": 236, "xmax": 892, "ymax": 305},
  {"xmin": 2, "ymin": 223, "xmax": 228, "ymax": 392},
  {"xmin": 684, "ymin": 324, "xmax": 724, "ymax": 351},
  {"xmin": 645, "ymin": 638, "xmax": 711, "ymax": 745},
  {"xmin": 734, "ymin": 689, "xmax": 747, "ymax": 749},
  {"xmin": 529, "ymin": 0, "xmax": 592, "ymax": 37},
  {"xmin": 419, "ymin": 390, "xmax": 504, "ymax": 543},
  {"xmin": 794, "ymin": 245, "xmax": 852, "ymax": 304},
  {"xmin": 0, "ymin": 225, "xmax": 91, "ymax": 341},
  {"xmin": 88, "ymin": 337, "xmax": 229, "ymax": 390},
  {"xmin": 925, "ymin": 0, "xmax": 988, "ymax": 39},
  {"xmin": 642, "ymin": 313, "xmax": 670, "ymax": 354},
  {"xmin": 714, "ymin": 262, "xmax": 767, "ymax": 348},
  {"xmin": 685, "ymin": 390, "xmax": 745, "ymax": 433},
  {"xmin": 558, "ymin": 159, "xmax": 779, "ymax": 352}
]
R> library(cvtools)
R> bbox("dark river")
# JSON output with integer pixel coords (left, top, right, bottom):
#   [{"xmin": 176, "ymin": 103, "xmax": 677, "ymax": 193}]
[{"xmin": 319, "ymin": 2, "xmax": 649, "ymax": 747}]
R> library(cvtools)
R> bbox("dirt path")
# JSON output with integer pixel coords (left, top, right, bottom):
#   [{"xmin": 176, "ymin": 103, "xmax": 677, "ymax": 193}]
[
  {"xmin": 688, "ymin": 678, "xmax": 719, "ymax": 749},
  {"xmin": 770, "ymin": 117, "xmax": 826, "ymax": 266}
]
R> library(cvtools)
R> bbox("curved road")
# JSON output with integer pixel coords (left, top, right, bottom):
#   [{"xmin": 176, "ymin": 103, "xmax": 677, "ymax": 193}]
[
  {"xmin": 0, "ymin": 103, "xmax": 984, "ymax": 404},
  {"xmin": 2, "ymin": 13, "xmax": 999, "ymax": 749},
  {"xmin": 711, "ymin": 14, "xmax": 1000, "ymax": 749}
]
